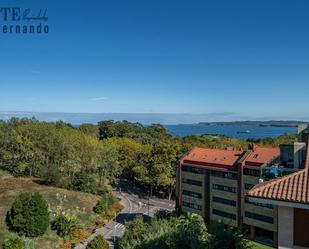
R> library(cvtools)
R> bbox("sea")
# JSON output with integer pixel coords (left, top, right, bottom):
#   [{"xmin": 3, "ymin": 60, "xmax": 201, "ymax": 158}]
[
  {"xmin": 0, "ymin": 112, "xmax": 298, "ymax": 140},
  {"xmin": 164, "ymin": 124, "xmax": 297, "ymax": 140}
]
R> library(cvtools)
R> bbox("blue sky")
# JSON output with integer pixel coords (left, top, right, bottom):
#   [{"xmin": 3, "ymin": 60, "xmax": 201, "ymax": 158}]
[{"xmin": 0, "ymin": 0, "xmax": 309, "ymax": 120}]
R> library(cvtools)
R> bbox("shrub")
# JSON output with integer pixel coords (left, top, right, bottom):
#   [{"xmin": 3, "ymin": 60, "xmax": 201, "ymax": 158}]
[
  {"xmin": 3, "ymin": 235, "xmax": 25, "ymax": 249},
  {"xmin": 72, "ymin": 228, "xmax": 90, "ymax": 245},
  {"xmin": 59, "ymin": 241, "xmax": 73, "ymax": 249},
  {"xmin": 6, "ymin": 192, "xmax": 49, "ymax": 237},
  {"xmin": 208, "ymin": 221, "xmax": 251, "ymax": 249},
  {"xmin": 86, "ymin": 235, "xmax": 109, "ymax": 249},
  {"xmin": 95, "ymin": 202, "xmax": 124, "ymax": 227},
  {"xmin": 51, "ymin": 214, "xmax": 78, "ymax": 238},
  {"xmin": 154, "ymin": 209, "xmax": 173, "ymax": 220},
  {"xmin": 93, "ymin": 193, "xmax": 114, "ymax": 214},
  {"xmin": 72, "ymin": 171, "xmax": 97, "ymax": 193}
]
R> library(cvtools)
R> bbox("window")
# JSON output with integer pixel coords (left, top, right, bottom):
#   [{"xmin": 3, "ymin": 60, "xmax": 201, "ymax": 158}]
[
  {"xmin": 182, "ymin": 201, "xmax": 202, "ymax": 211},
  {"xmin": 182, "ymin": 178, "xmax": 202, "ymax": 186},
  {"xmin": 245, "ymin": 198, "xmax": 273, "ymax": 209},
  {"xmin": 211, "ymin": 170, "xmax": 238, "ymax": 179},
  {"xmin": 245, "ymin": 211, "xmax": 273, "ymax": 224},
  {"xmin": 212, "ymin": 184, "xmax": 236, "ymax": 193},
  {"xmin": 212, "ymin": 196, "xmax": 236, "ymax": 206},
  {"xmin": 244, "ymin": 168, "xmax": 260, "ymax": 177},
  {"xmin": 182, "ymin": 165, "xmax": 206, "ymax": 174},
  {"xmin": 244, "ymin": 183, "xmax": 255, "ymax": 190},
  {"xmin": 183, "ymin": 190, "xmax": 202, "ymax": 199},
  {"xmin": 213, "ymin": 209, "xmax": 236, "ymax": 220}
]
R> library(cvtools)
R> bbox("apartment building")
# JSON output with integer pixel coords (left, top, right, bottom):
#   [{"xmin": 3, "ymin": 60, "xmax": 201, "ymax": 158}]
[
  {"xmin": 178, "ymin": 147, "xmax": 245, "ymax": 225},
  {"xmin": 176, "ymin": 124, "xmax": 309, "ymax": 246}
]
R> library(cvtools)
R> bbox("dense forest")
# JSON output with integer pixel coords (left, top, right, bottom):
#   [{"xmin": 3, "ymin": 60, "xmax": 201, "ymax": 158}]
[{"xmin": 0, "ymin": 118, "xmax": 298, "ymax": 198}]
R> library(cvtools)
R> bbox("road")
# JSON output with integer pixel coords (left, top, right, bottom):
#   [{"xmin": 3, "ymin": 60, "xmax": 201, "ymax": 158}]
[{"xmin": 74, "ymin": 190, "xmax": 174, "ymax": 249}]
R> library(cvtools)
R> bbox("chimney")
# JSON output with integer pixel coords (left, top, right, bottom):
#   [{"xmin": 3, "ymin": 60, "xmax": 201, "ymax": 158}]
[{"xmin": 248, "ymin": 143, "xmax": 256, "ymax": 151}]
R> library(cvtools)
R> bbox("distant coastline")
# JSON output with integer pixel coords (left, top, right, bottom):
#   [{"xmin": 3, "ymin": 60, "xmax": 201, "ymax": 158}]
[{"xmin": 199, "ymin": 120, "xmax": 307, "ymax": 128}]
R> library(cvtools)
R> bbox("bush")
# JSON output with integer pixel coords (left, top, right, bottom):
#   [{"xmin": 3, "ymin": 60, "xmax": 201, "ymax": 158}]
[
  {"xmin": 86, "ymin": 235, "xmax": 109, "ymax": 249},
  {"xmin": 6, "ymin": 192, "xmax": 49, "ymax": 237},
  {"xmin": 72, "ymin": 228, "xmax": 90, "ymax": 245},
  {"xmin": 208, "ymin": 221, "xmax": 251, "ymax": 249},
  {"xmin": 51, "ymin": 214, "xmax": 78, "ymax": 238},
  {"xmin": 59, "ymin": 241, "xmax": 73, "ymax": 249},
  {"xmin": 3, "ymin": 235, "xmax": 25, "ymax": 249},
  {"xmin": 154, "ymin": 209, "xmax": 173, "ymax": 220},
  {"xmin": 93, "ymin": 193, "xmax": 114, "ymax": 214},
  {"xmin": 95, "ymin": 202, "xmax": 124, "ymax": 227},
  {"xmin": 72, "ymin": 171, "xmax": 97, "ymax": 194}
]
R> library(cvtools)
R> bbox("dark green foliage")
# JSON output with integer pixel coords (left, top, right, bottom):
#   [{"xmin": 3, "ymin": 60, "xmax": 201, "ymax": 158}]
[
  {"xmin": 98, "ymin": 120, "xmax": 171, "ymax": 144},
  {"xmin": 172, "ymin": 213, "xmax": 208, "ymax": 249},
  {"xmin": 3, "ymin": 235, "xmax": 25, "ymax": 249},
  {"xmin": 119, "ymin": 213, "xmax": 208, "ymax": 249},
  {"xmin": 119, "ymin": 214, "xmax": 251, "ymax": 249},
  {"xmin": 93, "ymin": 192, "xmax": 114, "ymax": 214},
  {"xmin": 248, "ymin": 134, "xmax": 298, "ymax": 147},
  {"xmin": 51, "ymin": 214, "xmax": 78, "ymax": 238},
  {"xmin": 72, "ymin": 170, "xmax": 97, "ymax": 193},
  {"xmin": 6, "ymin": 192, "xmax": 49, "ymax": 237},
  {"xmin": 86, "ymin": 235, "xmax": 109, "ymax": 249},
  {"xmin": 182, "ymin": 134, "xmax": 249, "ymax": 151},
  {"xmin": 154, "ymin": 209, "xmax": 174, "ymax": 220},
  {"xmin": 208, "ymin": 222, "xmax": 251, "ymax": 249}
]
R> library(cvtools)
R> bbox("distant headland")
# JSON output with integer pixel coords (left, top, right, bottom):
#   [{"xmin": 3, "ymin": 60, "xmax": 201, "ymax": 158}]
[{"xmin": 199, "ymin": 120, "xmax": 308, "ymax": 128}]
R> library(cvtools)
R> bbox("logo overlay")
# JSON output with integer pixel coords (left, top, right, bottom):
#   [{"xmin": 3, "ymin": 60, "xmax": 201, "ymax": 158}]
[{"xmin": 0, "ymin": 7, "xmax": 49, "ymax": 34}]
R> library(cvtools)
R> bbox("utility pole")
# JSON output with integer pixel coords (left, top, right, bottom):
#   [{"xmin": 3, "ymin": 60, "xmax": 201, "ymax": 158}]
[
  {"xmin": 113, "ymin": 213, "xmax": 116, "ymax": 243},
  {"xmin": 148, "ymin": 190, "xmax": 150, "ymax": 216}
]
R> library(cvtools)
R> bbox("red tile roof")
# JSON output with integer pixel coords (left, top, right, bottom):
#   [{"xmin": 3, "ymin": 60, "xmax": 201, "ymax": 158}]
[
  {"xmin": 244, "ymin": 147, "xmax": 280, "ymax": 167},
  {"xmin": 248, "ymin": 146, "xmax": 309, "ymax": 204},
  {"xmin": 182, "ymin": 147, "xmax": 244, "ymax": 169}
]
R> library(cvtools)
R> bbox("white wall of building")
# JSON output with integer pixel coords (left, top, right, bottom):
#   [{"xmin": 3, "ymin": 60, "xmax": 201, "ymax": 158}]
[{"xmin": 278, "ymin": 206, "xmax": 294, "ymax": 249}]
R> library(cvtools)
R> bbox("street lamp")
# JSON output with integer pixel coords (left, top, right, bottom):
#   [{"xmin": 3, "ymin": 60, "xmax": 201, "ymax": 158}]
[
  {"xmin": 148, "ymin": 190, "xmax": 150, "ymax": 217},
  {"xmin": 113, "ymin": 213, "xmax": 116, "ymax": 243}
]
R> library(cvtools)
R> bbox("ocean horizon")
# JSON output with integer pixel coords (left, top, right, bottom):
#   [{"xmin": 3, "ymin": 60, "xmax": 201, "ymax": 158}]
[{"xmin": 0, "ymin": 111, "xmax": 300, "ymax": 140}]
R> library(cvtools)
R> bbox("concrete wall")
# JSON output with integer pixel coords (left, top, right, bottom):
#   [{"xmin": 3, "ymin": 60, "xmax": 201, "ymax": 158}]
[
  {"xmin": 243, "ymin": 175, "xmax": 278, "ymax": 232},
  {"xmin": 280, "ymin": 143, "xmax": 307, "ymax": 169},
  {"xmin": 278, "ymin": 206, "xmax": 294, "ymax": 249}
]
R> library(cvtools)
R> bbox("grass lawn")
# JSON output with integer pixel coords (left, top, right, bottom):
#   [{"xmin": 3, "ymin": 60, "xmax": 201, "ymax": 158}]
[
  {"xmin": 0, "ymin": 171, "xmax": 101, "ymax": 249},
  {"xmin": 248, "ymin": 240, "xmax": 274, "ymax": 249}
]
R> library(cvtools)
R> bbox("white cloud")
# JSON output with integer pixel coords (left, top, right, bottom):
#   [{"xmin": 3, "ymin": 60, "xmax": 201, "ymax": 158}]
[{"xmin": 91, "ymin": 97, "xmax": 109, "ymax": 101}]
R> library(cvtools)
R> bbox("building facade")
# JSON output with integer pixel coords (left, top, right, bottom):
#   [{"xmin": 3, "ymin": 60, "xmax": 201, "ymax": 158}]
[
  {"xmin": 176, "ymin": 146, "xmax": 279, "ymax": 245},
  {"xmin": 248, "ymin": 144, "xmax": 309, "ymax": 249},
  {"xmin": 176, "ymin": 124, "xmax": 309, "ymax": 247}
]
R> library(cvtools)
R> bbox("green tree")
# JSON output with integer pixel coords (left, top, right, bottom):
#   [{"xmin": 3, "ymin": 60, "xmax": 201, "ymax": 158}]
[
  {"xmin": 72, "ymin": 170, "xmax": 97, "ymax": 193},
  {"xmin": 79, "ymin": 123, "xmax": 99, "ymax": 137},
  {"xmin": 6, "ymin": 192, "xmax": 49, "ymax": 237},
  {"xmin": 96, "ymin": 139, "xmax": 120, "ymax": 186},
  {"xmin": 208, "ymin": 221, "xmax": 251, "ymax": 249},
  {"xmin": 172, "ymin": 213, "xmax": 208, "ymax": 249},
  {"xmin": 119, "ymin": 213, "xmax": 209, "ymax": 249}
]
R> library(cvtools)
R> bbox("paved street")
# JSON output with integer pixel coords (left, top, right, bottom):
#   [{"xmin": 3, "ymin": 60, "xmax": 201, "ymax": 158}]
[{"xmin": 74, "ymin": 190, "xmax": 175, "ymax": 249}]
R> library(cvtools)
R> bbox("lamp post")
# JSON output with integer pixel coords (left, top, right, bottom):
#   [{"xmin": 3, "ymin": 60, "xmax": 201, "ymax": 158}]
[
  {"xmin": 148, "ymin": 190, "xmax": 150, "ymax": 217},
  {"xmin": 113, "ymin": 213, "xmax": 116, "ymax": 243}
]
